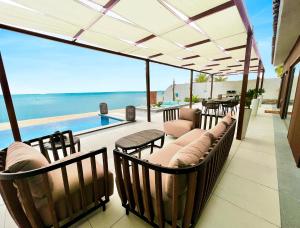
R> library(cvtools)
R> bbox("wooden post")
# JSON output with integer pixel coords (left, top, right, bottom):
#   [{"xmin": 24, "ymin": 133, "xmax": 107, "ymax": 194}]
[
  {"xmin": 277, "ymin": 75, "xmax": 284, "ymax": 108},
  {"xmin": 0, "ymin": 52, "xmax": 21, "ymax": 141},
  {"xmin": 260, "ymin": 69, "xmax": 265, "ymax": 90},
  {"xmin": 236, "ymin": 31, "xmax": 252, "ymax": 140},
  {"xmin": 210, "ymin": 74, "xmax": 214, "ymax": 98},
  {"xmin": 189, "ymin": 70, "xmax": 193, "ymax": 108},
  {"xmin": 255, "ymin": 60, "xmax": 261, "ymax": 91},
  {"xmin": 145, "ymin": 60, "xmax": 151, "ymax": 122}
]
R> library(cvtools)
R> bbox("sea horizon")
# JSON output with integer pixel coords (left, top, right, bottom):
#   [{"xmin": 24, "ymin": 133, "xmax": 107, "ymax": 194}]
[{"xmin": 0, "ymin": 91, "xmax": 164, "ymax": 123}]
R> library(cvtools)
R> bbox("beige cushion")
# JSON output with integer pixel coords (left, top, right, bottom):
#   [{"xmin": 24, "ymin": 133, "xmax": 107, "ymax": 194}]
[
  {"xmin": 168, "ymin": 133, "xmax": 212, "ymax": 168},
  {"xmin": 179, "ymin": 108, "xmax": 197, "ymax": 121},
  {"xmin": 173, "ymin": 129, "xmax": 206, "ymax": 147},
  {"xmin": 209, "ymin": 122, "xmax": 227, "ymax": 139},
  {"xmin": 37, "ymin": 152, "xmax": 114, "ymax": 226},
  {"xmin": 6, "ymin": 142, "xmax": 52, "ymax": 199},
  {"xmin": 144, "ymin": 143, "xmax": 185, "ymax": 221},
  {"xmin": 222, "ymin": 113, "xmax": 232, "ymax": 126},
  {"xmin": 164, "ymin": 120, "xmax": 193, "ymax": 138}
]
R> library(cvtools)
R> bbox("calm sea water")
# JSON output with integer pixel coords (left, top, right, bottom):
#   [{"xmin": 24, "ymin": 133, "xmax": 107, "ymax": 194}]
[{"xmin": 0, "ymin": 91, "xmax": 159, "ymax": 123}]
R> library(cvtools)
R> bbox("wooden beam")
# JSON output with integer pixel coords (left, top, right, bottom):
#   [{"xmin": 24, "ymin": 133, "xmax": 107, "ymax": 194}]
[
  {"xmin": 236, "ymin": 31, "xmax": 252, "ymax": 140},
  {"xmin": 260, "ymin": 69, "xmax": 265, "ymax": 89},
  {"xmin": 189, "ymin": 0, "xmax": 235, "ymax": 21},
  {"xmin": 0, "ymin": 52, "xmax": 21, "ymax": 141},
  {"xmin": 210, "ymin": 74, "xmax": 214, "ymax": 98},
  {"xmin": 255, "ymin": 60, "xmax": 262, "ymax": 91},
  {"xmin": 189, "ymin": 70, "xmax": 193, "ymax": 108},
  {"xmin": 145, "ymin": 60, "xmax": 151, "ymax": 122},
  {"xmin": 0, "ymin": 24, "xmax": 205, "ymax": 74}
]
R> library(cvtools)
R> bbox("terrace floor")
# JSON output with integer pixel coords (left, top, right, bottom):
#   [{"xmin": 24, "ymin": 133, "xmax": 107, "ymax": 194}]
[{"xmin": 1, "ymin": 104, "xmax": 297, "ymax": 228}]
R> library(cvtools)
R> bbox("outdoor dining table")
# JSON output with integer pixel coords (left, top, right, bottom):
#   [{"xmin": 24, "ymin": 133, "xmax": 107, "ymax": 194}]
[{"xmin": 208, "ymin": 97, "xmax": 234, "ymax": 104}]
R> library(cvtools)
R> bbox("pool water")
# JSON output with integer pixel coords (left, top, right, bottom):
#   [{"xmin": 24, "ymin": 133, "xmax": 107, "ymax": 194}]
[{"xmin": 0, "ymin": 115, "xmax": 123, "ymax": 149}]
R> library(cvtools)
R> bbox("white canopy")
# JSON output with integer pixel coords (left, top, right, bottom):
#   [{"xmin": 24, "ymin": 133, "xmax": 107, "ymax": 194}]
[{"xmin": 0, "ymin": 0, "xmax": 263, "ymax": 74}]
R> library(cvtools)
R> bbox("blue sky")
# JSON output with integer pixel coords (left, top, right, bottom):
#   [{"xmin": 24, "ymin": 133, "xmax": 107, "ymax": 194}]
[{"xmin": 0, "ymin": 0, "xmax": 274, "ymax": 94}]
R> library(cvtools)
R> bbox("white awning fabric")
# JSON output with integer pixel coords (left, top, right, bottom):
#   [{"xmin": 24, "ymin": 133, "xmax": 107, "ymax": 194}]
[{"xmin": 0, "ymin": 0, "xmax": 263, "ymax": 75}]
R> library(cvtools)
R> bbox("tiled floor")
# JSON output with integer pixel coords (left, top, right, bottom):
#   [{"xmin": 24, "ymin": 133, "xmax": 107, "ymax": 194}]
[{"xmin": 0, "ymin": 106, "xmax": 283, "ymax": 228}]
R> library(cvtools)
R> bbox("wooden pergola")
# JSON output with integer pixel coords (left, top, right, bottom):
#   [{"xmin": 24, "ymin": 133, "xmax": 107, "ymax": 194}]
[{"xmin": 0, "ymin": 0, "xmax": 264, "ymax": 141}]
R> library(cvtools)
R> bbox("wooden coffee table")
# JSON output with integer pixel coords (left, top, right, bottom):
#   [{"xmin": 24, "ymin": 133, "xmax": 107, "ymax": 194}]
[{"xmin": 115, "ymin": 129, "xmax": 165, "ymax": 158}]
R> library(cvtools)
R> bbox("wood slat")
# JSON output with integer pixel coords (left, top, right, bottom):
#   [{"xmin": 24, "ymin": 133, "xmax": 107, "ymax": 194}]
[
  {"xmin": 155, "ymin": 171, "xmax": 164, "ymax": 228},
  {"xmin": 42, "ymin": 173, "xmax": 59, "ymax": 228},
  {"xmin": 171, "ymin": 175, "xmax": 178, "ymax": 228},
  {"xmin": 90, "ymin": 156, "xmax": 100, "ymax": 204},
  {"xmin": 50, "ymin": 136, "xmax": 60, "ymax": 161},
  {"xmin": 122, "ymin": 158, "xmax": 135, "ymax": 210},
  {"xmin": 59, "ymin": 134, "xmax": 68, "ymax": 157},
  {"xmin": 68, "ymin": 131, "xmax": 76, "ymax": 154},
  {"xmin": 114, "ymin": 156, "xmax": 127, "ymax": 205},
  {"xmin": 15, "ymin": 179, "xmax": 44, "ymax": 228},
  {"xmin": 102, "ymin": 149, "xmax": 109, "ymax": 201},
  {"xmin": 76, "ymin": 160, "xmax": 87, "ymax": 210},
  {"xmin": 183, "ymin": 172, "xmax": 197, "ymax": 228},
  {"xmin": 131, "ymin": 163, "xmax": 144, "ymax": 215},
  {"xmin": 142, "ymin": 166, "xmax": 153, "ymax": 222},
  {"xmin": 38, "ymin": 139, "xmax": 50, "ymax": 162},
  {"xmin": 61, "ymin": 166, "xmax": 73, "ymax": 217}
]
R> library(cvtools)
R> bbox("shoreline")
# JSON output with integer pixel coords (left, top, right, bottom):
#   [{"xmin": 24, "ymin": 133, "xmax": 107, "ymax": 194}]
[{"xmin": 0, "ymin": 109, "xmax": 126, "ymax": 131}]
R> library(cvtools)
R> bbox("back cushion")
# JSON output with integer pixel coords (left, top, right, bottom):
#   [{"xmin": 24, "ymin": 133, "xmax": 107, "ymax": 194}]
[
  {"xmin": 222, "ymin": 113, "xmax": 232, "ymax": 126},
  {"xmin": 179, "ymin": 108, "xmax": 197, "ymax": 121},
  {"xmin": 209, "ymin": 122, "xmax": 227, "ymax": 139},
  {"xmin": 166, "ymin": 133, "xmax": 213, "ymax": 196},
  {"xmin": 6, "ymin": 142, "xmax": 52, "ymax": 199}
]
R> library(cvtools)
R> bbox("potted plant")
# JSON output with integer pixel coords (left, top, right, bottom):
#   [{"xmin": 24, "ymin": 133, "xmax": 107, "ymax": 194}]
[
  {"xmin": 241, "ymin": 89, "xmax": 255, "ymax": 139},
  {"xmin": 258, "ymin": 88, "xmax": 265, "ymax": 107},
  {"xmin": 250, "ymin": 88, "xmax": 259, "ymax": 116}
]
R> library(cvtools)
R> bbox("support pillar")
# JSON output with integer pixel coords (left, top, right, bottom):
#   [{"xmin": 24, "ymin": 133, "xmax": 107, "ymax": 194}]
[
  {"xmin": 145, "ymin": 60, "xmax": 151, "ymax": 122},
  {"xmin": 0, "ymin": 52, "xmax": 21, "ymax": 141},
  {"xmin": 189, "ymin": 70, "xmax": 193, "ymax": 108},
  {"xmin": 255, "ymin": 60, "xmax": 262, "ymax": 91},
  {"xmin": 236, "ymin": 31, "xmax": 253, "ymax": 140},
  {"xmin": 260, "ymin": 69, "xmax": 265, "ymax": 90},
  {"xmin": 210, "ymin": 74, "xmax": 214, "ymax": 98}
]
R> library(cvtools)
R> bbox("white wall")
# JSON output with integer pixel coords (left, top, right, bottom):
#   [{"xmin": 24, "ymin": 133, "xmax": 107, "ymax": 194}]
[{"xmin": 162, "ymin": 78, "xmax": 282, "ymax": 101}]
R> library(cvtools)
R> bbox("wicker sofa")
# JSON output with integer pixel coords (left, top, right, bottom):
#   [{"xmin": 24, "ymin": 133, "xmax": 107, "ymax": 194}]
[
  {"xmin": 114, "ymin": 112, "xmax": 236, "ymax": 228},
  {"xmin": 0, "ymin": 131, "xmax": 114, "ymax": 228}
]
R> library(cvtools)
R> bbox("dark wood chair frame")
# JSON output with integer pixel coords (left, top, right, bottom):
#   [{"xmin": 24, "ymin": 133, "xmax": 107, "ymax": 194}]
[
  {"xmin": 163, "ymin": 107, "xmax": 201, "ymax": 129},
  {"xmin": 113, "ymin": 114, "xmax": 236, "ymax": 228},
  {"xmin": 0, "ymin": 130, "xmax": 110, "ymax": 228}
]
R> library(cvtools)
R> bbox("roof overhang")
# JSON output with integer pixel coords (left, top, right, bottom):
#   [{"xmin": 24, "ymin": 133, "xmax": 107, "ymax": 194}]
[
  {"xmin": 0, "ymin": 0, "xmax": 263, "ymax": 75},
  {"xmin": 272, "ymin": 0, "xmax": 300, "ymax": 66}
]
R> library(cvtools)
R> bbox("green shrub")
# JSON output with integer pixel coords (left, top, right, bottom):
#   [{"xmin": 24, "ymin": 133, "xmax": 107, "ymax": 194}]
[{"xmin": 184, "ymin": 95, "xmax": 200, "ymax": 103}]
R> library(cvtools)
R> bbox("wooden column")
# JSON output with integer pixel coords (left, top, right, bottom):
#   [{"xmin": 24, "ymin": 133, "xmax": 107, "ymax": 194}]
[
  {"xmin": 236, "ymin": 31, "xmax": 252, "ymax": 140},
  {"xmin": 277, "ymin": 75, "xmax": 284, "ymax": 108},
  {"xmin": 189, "ymin": 70, "xmax": 193, "ymax": 108},
  {"xmin": 145, "ymin": 60, "xmax": 151, "ymax": 122},
  {"xmin": 255, "ymin": 60, "xmax": 262, "ymax": 91},
  {"xmin": 0, "ymin": 52, "xmax": 21, "ymax": 141},
  {"xmin": 210, "ymin": 74, "xmax": 214, "ymax": 98},
  {"xmin": 260, "ymin": 69, "xmax": 265, "ymax": 89}
]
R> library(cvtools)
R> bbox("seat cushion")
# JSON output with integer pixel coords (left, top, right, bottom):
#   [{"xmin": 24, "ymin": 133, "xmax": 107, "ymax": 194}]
[
  {"xmin": 6, "ymin": 142, "xmax": 52, "ymax": 199},
  {"xmin": 173, "ymin": 129, "xmax": 207, "ymax": 147},
  {"xmin": 164, "ymin": 120, "xmax": 193, "ymax": 138},
  {"xmin": 36, "ymin": 152, "xmax": 114, "ymax": 226},
  {"xmin": 179, "ymin": 108, "xmax": 197, "ymax": 121}
]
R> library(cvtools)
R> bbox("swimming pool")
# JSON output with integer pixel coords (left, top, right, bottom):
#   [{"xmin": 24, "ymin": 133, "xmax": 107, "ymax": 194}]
[{"xmin": 0, "ymin": 115, "xmax": 124, "ymax": 149}]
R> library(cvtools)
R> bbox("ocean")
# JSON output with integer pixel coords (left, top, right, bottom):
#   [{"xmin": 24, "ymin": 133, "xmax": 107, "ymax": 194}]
[{"xmin": 0, "ymin": 91, "xmax": 160, "ymax": 123}]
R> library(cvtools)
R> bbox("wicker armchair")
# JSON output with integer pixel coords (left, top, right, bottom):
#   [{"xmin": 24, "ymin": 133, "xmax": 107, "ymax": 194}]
[
  {"xmin": 0, "ymin": 130, "xmax": 114, "ymax": 228},
  {"xmin": 163, "ymin": 107, "xmax": 201, "ymax": 138}
]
